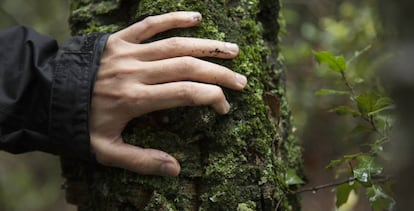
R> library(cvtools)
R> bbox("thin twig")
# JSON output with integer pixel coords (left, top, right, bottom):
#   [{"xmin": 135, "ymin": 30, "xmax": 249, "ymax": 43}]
[
  {"xmin": 275, "ymin": 194, "xmax": 286, "ymax": 211},
  {"xmin": 274, "ymin": 174, "xmax": 390, "ymax": 210},
  {"xmin": 348, "ymin": 161, "xmax": 354, "ymax": 174},
  {"xmin": 292, "ymin": 175, "xmax": 391, "ymax": 195},
  {"xmin": 294, "ymin": 177, "xmax": 357, "ymax": 194},
  {"xmin": 340, "ymin": 69, "xmax": 385, "ymax": 137},
  {"xmin": 340, "ymin": 71, "xmax": 356, "ymax": 99}
]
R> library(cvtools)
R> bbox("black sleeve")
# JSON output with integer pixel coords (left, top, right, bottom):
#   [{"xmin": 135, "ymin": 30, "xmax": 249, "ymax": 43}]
[{"xmin": 0, "ymin": 26, "xmax": 109, "ymax": 159}]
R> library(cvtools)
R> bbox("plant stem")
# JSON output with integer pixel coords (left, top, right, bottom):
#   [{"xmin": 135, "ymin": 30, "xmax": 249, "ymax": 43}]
[
  {"xmin": 292, "ymin": 175, "xmax": 390, "ymax": 195},
  {"xmin": 340, "ymin": 70, "xmax": 356, "ymax": 100}
]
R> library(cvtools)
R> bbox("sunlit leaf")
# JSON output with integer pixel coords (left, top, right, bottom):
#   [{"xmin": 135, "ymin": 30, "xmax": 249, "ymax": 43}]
[
  {"xmin": 336, "ymin": 182, "xmax": 358, "ymax": 208},
  {"xmin": 356, "ymin": 92, "xmax": 380, "ymax": 115},
  {"xmin": 326, "ymin": 153, "xmax": 361, "ymax": 170},
  {"xmin": 313, "ymin": 51, "xmax": 347, "ymax": 72},
  {"xmin": 315, "ymin": 89, "xmax": 350, "ymax": 96},
  {"xmin": 353, "ymin": 156, "xmax": 383, "ymax": 183},
  {"xmin": 327, "ymin": 159, "xmax": 344, "ymax": 170},
  {"xmin": 336, "ymin": 56, "xmax": 347, "ymax": 71},
  {"xmin": 367, "ymin": 97, "xmax": 395, "ymax": 116},
  {"xmin": 366, "ymin": 186, "xmax": 395, "ymax": 211},
  {"xmin": 330, "ymin": 106, "xmax": 360, "ymax": 117},
  {"xmin": 285, "ymin": 169, "xmax": 305, "ymax": 185}
]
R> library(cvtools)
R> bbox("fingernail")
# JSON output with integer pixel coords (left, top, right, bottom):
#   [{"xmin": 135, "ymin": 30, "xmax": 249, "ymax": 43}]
[
  {"xmin": 224, "ymin": 101, "xmax": 231, "ymax": 113},
  {"xmin": 161, "ymin": 162, "xmax": 176, "ymax": 176},
  {"xmin": 225, "ymin": 42, "xmax": 239, "ymax": 54},
  {"xmin": 236, "ymin": 73, "xmax": 247, "ymax": 87},
  {"xmin": 190, "ymin": 12, "xmax": 202, "ymax": 22}
]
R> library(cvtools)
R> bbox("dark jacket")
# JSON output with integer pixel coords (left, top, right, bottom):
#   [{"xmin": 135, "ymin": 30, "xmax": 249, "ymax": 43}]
[{"xmin": 0, "ymin": 26, "xmax": 109, "ymax": 159}]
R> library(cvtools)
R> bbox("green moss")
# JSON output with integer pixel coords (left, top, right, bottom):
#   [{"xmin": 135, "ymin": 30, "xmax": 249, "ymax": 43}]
[
  {"xmin": 237, "ymin": 201, "xmax": 257, "ymax": 211},
  {"xmin": 80, "ymin": 24, "xmax": 122, "ymax": 33},
  {"xmin": 63, "ymin": 0, "xmax": 302, "ymax": 210}
]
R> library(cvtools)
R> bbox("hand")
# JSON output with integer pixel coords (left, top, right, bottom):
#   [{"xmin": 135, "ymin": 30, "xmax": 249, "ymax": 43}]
[{"xmin": 89, "ymin": 11, "xmax": 247, "ymax": 176}]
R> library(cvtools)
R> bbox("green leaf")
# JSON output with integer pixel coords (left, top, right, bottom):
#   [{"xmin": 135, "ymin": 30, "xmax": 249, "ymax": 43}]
[
  {"xmin": 285, "ymin": 168, "xmax": 305, "ymax": 185},
  {"xmin": 353, "ymin": 156, "xmax": 383, "ymax": 183},
  {"xmin": 336, "ymin": 182, "xmax": 358, "ymax": 208},
  {"xmin": 336, "ymin": 56, "xmax": 347, "ymax": 71},
  {"xmin": 356, "ymin": 92, "xmax": 381, "ymax": 115},
  {"xmin": 330, "ymin": 106, "xmax": 360, "ymax": 117},
  {"xmin": 326, "ymin": 159, "xmax": 344, "ymax": 170},
  {"xmin": 367, "ymin": 97, "xmax": 395, "ymax": 116},
  {"xmin": 366, "ymin": 186, "xmax": 395, "ymax": 211},
  {"xmin": 314, "ymin": 51, "xmax": 347, "ymax": 72},
  {"xmin": 370, "ymin": 139, "xmax": 385, "ymax": 155},
  {"xmin": 315, "ymin": 89, "xmax": 350, "ymax": 96},
  {"xmin": 356, "ymin": 93, "xmax": 394, "ymax": 116},
  {"xmin": 349, "ymin": 124, "xmax": 374, "ymax": 136},
  {"xmin": 326, "ymin": 153, "xmax": 361, "ymax": 170}
]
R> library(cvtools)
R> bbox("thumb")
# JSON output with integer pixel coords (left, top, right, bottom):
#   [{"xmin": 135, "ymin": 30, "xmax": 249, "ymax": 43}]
[{"xmin": 94, "ymin": 140, "xmax": 180, "ymax": 176}]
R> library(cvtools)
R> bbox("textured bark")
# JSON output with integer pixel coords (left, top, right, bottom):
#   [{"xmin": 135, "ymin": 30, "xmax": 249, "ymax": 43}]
[{"xmin": 61, "ymin": 0, "xmax": 302, "ymax": 210}]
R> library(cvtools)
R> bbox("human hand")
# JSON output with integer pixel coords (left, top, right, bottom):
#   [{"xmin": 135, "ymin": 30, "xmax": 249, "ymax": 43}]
[{"xmin": 89, "ymin": 11, "xmax": 247, "ymax": 176}]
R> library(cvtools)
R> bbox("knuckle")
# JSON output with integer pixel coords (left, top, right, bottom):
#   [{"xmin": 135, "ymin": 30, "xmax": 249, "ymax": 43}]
[
  {"xmin": 165, "ymin": 37, "xmax": 181, "ymax": 48},
  {"xmin": 120, "ymin": 86, "xmax": 145, "ymax": 102},
  {"xmin": 141, "ymin": 16, "xmax": 157, "ymax": 30},
  {"xmin": 178, "ymin": 56, "xmax": 197, "ymax": 72},
  {"xmin": 178, "ymin": 83, "xmax": 196, "ymax": 104},
  {"xmin": 211, "ymin": 86, "xmax": 225, "ymax": 103},
  {"xmin": 121, "ymin": 88, "xmax": 136, "ymax": 101}
]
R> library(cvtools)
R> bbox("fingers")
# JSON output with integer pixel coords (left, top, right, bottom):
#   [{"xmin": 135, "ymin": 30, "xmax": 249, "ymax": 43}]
[
  {"xmin": 94, "ymin": 140, "xmax": 180, "ymax": 176},
  {"xmin": 116, "ymin": 11, "xmax": 202, "ymax": 43},
  {"xmin": 136, "ymin": 37, "xmax": 239, "ymax": 61},
  {"xmin": 135, "ymin": 82, "xmax": 231, "ymax": 115},
  {"xmin": 137, "ymin": 56, "xmax": 247, "ymax": 90}
]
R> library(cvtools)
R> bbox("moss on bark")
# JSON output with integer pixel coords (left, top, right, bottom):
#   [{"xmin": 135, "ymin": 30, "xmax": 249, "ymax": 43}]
[{"xmin": 62, "ymin": 0, "xmax": 302, "ymax": 210}]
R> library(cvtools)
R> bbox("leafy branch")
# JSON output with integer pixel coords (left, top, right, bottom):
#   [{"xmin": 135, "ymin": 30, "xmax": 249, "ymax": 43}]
[
  {"xmin": 311, "ymin": 50, "xmax": 395, "ymax": 210},
  {"xmin": 279, "ymin": 49, "xmax": 394, "ymax": 211},
  {"xmin": 291, "ymin": 174, "xmax": 391, "ymax": 195}
]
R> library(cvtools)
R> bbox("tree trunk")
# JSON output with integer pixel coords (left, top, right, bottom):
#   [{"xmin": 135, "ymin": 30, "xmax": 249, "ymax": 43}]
[{"xmin": 61, "ymin": 0, "xmax": 302, "ymax": 210}]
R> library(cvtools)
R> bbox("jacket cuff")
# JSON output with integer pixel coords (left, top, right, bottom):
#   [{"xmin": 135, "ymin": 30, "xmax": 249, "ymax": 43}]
[{"xmin": 49, "ymin": 33, "xmax": 110, "ymax": 159}]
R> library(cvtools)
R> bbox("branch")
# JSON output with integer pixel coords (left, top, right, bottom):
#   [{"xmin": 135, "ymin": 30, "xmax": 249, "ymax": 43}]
[
  {"xmin": 340, "ymin": 70, "xmax": 356, "ymax": 99},
  {"xmin": 340, "ymin": 70, "xmax": 385, "ymax": 137},
  {"xmin": 292, "ymin": 174, "xmax": 391, "ymax": 195},
  {"xmin": 293, "ymin": 177, "xmax": 356, "ymax": 194},
  {"xmin": 275, "ymin": 175, "xmax": 391, "ymax": 210}
]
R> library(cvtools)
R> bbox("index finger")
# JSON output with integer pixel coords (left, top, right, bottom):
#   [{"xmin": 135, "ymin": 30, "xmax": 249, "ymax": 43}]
[{"xmin": 115, "ymin": 11, "xmax": 202, "ymax": 43}]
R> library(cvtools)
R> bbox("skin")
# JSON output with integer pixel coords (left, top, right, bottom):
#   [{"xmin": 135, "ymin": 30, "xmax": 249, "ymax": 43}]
[{"xmin": 89, "ymin": 11, "xmax": 247, "ymax": 177}]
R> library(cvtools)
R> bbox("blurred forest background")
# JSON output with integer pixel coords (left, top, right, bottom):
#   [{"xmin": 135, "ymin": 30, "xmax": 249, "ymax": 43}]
[{"xmin": 0, "ymin": 0, "xmax": 390, "ymax": 210}]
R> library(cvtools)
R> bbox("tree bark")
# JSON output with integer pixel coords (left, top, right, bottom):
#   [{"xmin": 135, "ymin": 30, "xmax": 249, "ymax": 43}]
[{"xmin": 61, "ymin": 0, "xmax": 303, "ymax": 210}]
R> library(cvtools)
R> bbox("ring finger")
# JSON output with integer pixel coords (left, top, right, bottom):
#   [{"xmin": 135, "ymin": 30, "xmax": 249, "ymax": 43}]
[{"xmin": 133, "ymin": 82, "xmax": 230, "ymax": 115}]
